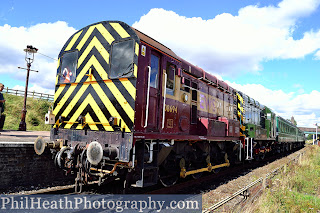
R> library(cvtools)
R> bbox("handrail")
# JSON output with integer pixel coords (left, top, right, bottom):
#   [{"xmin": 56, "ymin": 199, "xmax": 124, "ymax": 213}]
[
  {"xmin": 162, "ymin": 73, "xmax": 167, "ymax": 129},
  {"xmin": 144, "ymin": 66, "xmax": 151, "ymax": 128}
]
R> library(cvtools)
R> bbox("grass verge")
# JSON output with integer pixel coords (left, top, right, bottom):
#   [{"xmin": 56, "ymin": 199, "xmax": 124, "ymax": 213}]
[
  {"xmin": 250, "ymin": 146, "xmax": 320, "ymax": 212},
  {"xmin": 2, "ymin": 93, "xmax": 52, "ymax": 131}
]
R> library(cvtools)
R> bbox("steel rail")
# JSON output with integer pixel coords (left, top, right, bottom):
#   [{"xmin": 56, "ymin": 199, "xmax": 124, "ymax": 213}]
[{"xmin": 203, "ymin": 151, "xmax": 305, "ymax": 213}]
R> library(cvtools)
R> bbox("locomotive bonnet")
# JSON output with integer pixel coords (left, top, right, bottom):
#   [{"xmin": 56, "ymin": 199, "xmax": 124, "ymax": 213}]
[{"xmin": 35, "ymin": 21, "xmax": 304, "ymax": 191}]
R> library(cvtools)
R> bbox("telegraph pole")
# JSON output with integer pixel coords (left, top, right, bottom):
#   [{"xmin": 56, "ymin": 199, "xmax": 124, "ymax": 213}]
[{"xmin": 18, "ymin": 45, "xmax": 38, "ymax": 131}]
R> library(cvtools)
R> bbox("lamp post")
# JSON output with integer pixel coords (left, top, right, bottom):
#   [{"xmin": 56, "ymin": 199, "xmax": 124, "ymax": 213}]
[{"xmin": 18, "ymin": 45, "xmax": 38, "ymax": 131}]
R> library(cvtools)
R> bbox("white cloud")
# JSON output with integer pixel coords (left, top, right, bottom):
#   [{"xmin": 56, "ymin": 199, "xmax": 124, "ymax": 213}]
[
  {"xmin": 227, "ymin": 81, "xmax": 320, "ymax": 127},
  {"xmin": 315, "ymin": 50, "xmax": 320, "ymax": 59},
  {"xmin": 0, "ymin": 21, "xmax": 76, "ymax": 93},
  {"xmin": 1, "ymin": 0, "xmax": 319, "ymax": 129},
  {"xmin": 131, "ymin": 0, "xmax": 320, "ymax": 127},
  {"xmin": 132, "ymin": 0, "xmax": 320, "ymax": 76}
]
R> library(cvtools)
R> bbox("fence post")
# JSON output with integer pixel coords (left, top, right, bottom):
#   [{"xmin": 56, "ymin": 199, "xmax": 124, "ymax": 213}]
[
  {"xmin": 298, "ymin": 153, "xmax": 302, "ymax": 165},
  {"xmin": 262, "ymin": 175, "xmax": 267, "ymax": 189}
]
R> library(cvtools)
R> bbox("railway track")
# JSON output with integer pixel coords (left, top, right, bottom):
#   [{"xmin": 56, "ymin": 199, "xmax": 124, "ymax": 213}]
[
  {"xmin": 10, "ymin": 147, "xmax": 303, "ymax": 196},
  {"xmin": 203, "ymin": 147, "xmax": 307, "ymax": 212}
]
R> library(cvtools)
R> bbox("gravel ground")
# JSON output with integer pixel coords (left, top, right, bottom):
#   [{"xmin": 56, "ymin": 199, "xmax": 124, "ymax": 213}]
[{"xmin": 202, "ymin": 146, "xmax": 307, "ymax": 212}]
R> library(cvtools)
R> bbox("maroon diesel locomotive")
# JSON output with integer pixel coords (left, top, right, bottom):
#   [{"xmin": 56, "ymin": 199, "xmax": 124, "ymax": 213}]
[{"xmin": 34, "ymin": 21, "xmax": 303, "ymax": 191}]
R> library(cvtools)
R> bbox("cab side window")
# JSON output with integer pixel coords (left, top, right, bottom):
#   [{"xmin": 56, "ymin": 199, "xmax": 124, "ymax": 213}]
[
  {"xmin": 166, "ymin": 63, "xmax": 175, "ymax": 96},
  {"xmin": 150, "ymin": 54, "xmax": 159, "ymax": 88}
]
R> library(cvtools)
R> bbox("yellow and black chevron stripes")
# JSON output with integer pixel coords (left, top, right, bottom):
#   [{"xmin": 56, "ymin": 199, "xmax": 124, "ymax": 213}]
[
  {"xmin": 54, "ymin": 21, "xmax": 140, "ymax": 132},
  {"xmin": 53, "ymin": 80, "xmax": 136, "ymax": 132},
  {"xmin": 237, "ymin": 92, "xmax": 245, "ymax": 137}
]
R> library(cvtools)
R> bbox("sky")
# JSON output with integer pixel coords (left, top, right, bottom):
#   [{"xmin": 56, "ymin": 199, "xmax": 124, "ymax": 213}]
[{"xmin": 0, "ymin": 0, "xmax": 320, "ymax": 127}]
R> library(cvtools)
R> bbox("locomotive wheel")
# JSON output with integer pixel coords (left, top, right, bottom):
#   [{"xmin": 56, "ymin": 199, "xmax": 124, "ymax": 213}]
[
  {"xmin": 159, "ymin": 172, "xmax": 178, "ymax": 187},
  {"xmin": 54, "ymin": 152, "xmax": 59, "ymax": 168},
  {"xmin": 159, "ymin": 152, "xmax": 179, "ymax": 187},
  {"xmin": 159, "ymin": 161, "xmax": 178, "ymax": 187},
  {"xmin": 57, "ymin": 147, "xmax": 71, "ymax": 169}
]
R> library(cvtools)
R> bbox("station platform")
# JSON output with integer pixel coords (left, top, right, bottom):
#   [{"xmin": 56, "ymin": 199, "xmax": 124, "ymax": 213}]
[
  {"xmin": 0, "ymin": 130, "xmax": 73, "ymax": 193},
  {"xmin": 0, "ymin": 130, "xmax": 50, "ymax": 143}
]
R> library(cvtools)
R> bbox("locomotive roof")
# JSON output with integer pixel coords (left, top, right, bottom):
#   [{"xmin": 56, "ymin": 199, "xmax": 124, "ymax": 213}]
[
  {"xmin": 132, "ymin": 27, "xmax": 180, "ymax": 61},
  {"xmin": 132, "ymin": 26, "xmax": 233, "ymax": 93}
]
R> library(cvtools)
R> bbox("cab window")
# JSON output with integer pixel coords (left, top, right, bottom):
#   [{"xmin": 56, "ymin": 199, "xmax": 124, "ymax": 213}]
[
  {"xmin": 110, "ymin": 40, "xmax": 134, "ymax": 79},
  {"xmin": 166, "ymin": 63, "xmax": 175, "ymax": 96},
  {"xmin": 59, "ymin": 51, "xmax": 78, "ymax": 84},
  {"xmin": 150, "ymin": 54, "xmax": 159, "ymax": 88}
]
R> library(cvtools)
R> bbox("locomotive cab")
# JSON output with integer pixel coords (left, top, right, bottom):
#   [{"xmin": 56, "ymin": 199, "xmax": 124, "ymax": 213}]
[{"xmin": 35, "ymin": 21, "xmax": 142, "ymax": 191}]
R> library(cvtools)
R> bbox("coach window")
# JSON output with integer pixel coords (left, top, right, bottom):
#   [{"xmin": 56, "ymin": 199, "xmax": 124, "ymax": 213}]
[
  {"xmin": 110, "ymin": 40, "xmax": 134, "ymax": 79},
  {"xmin": 150, "ymin": 54, "xmax": 159, "ymax": 88},
  {"xmin": 59, "ymin": 51, "xmax": 78, "ymax": 84},
  {"xmin": 166, "ymin": 63, "xmax": 175, "ymax": 96}
]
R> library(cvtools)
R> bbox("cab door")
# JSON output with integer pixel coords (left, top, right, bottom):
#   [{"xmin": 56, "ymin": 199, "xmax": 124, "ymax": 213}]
[{"xmin": 145, "ymin": 52, "xmax": 161, "ymax": 132}]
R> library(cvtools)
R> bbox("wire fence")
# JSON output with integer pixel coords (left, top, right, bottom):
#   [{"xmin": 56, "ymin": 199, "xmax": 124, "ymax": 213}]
[{"xmin": 2, "ymin": 87, "xmax": 54, "ymax": 102}]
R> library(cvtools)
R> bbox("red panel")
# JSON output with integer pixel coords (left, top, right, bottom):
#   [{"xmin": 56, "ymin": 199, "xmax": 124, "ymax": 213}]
[
  {"xmin": 197, "ymin": 118, "xmax": 208, "ymax": 136},
  {"xmin": 234, "ymin": 120, "xmax": 240, "ymax": 137},
  {"xmin": 218, "ymin": 117, "xmax": 229, "ymax": 136},
  {"xmin": 208, "ymin": 119, "xmax": 226, "ymax": 137},
  {"xmin": 201, "ymin": 118, "xmax": 209, "ymax": 129}
]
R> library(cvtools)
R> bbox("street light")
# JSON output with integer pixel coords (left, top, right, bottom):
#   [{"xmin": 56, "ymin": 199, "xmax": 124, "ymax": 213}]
[{"xmin": 18, "ymin": 45, "xmax": 38, "ymax": 131}]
